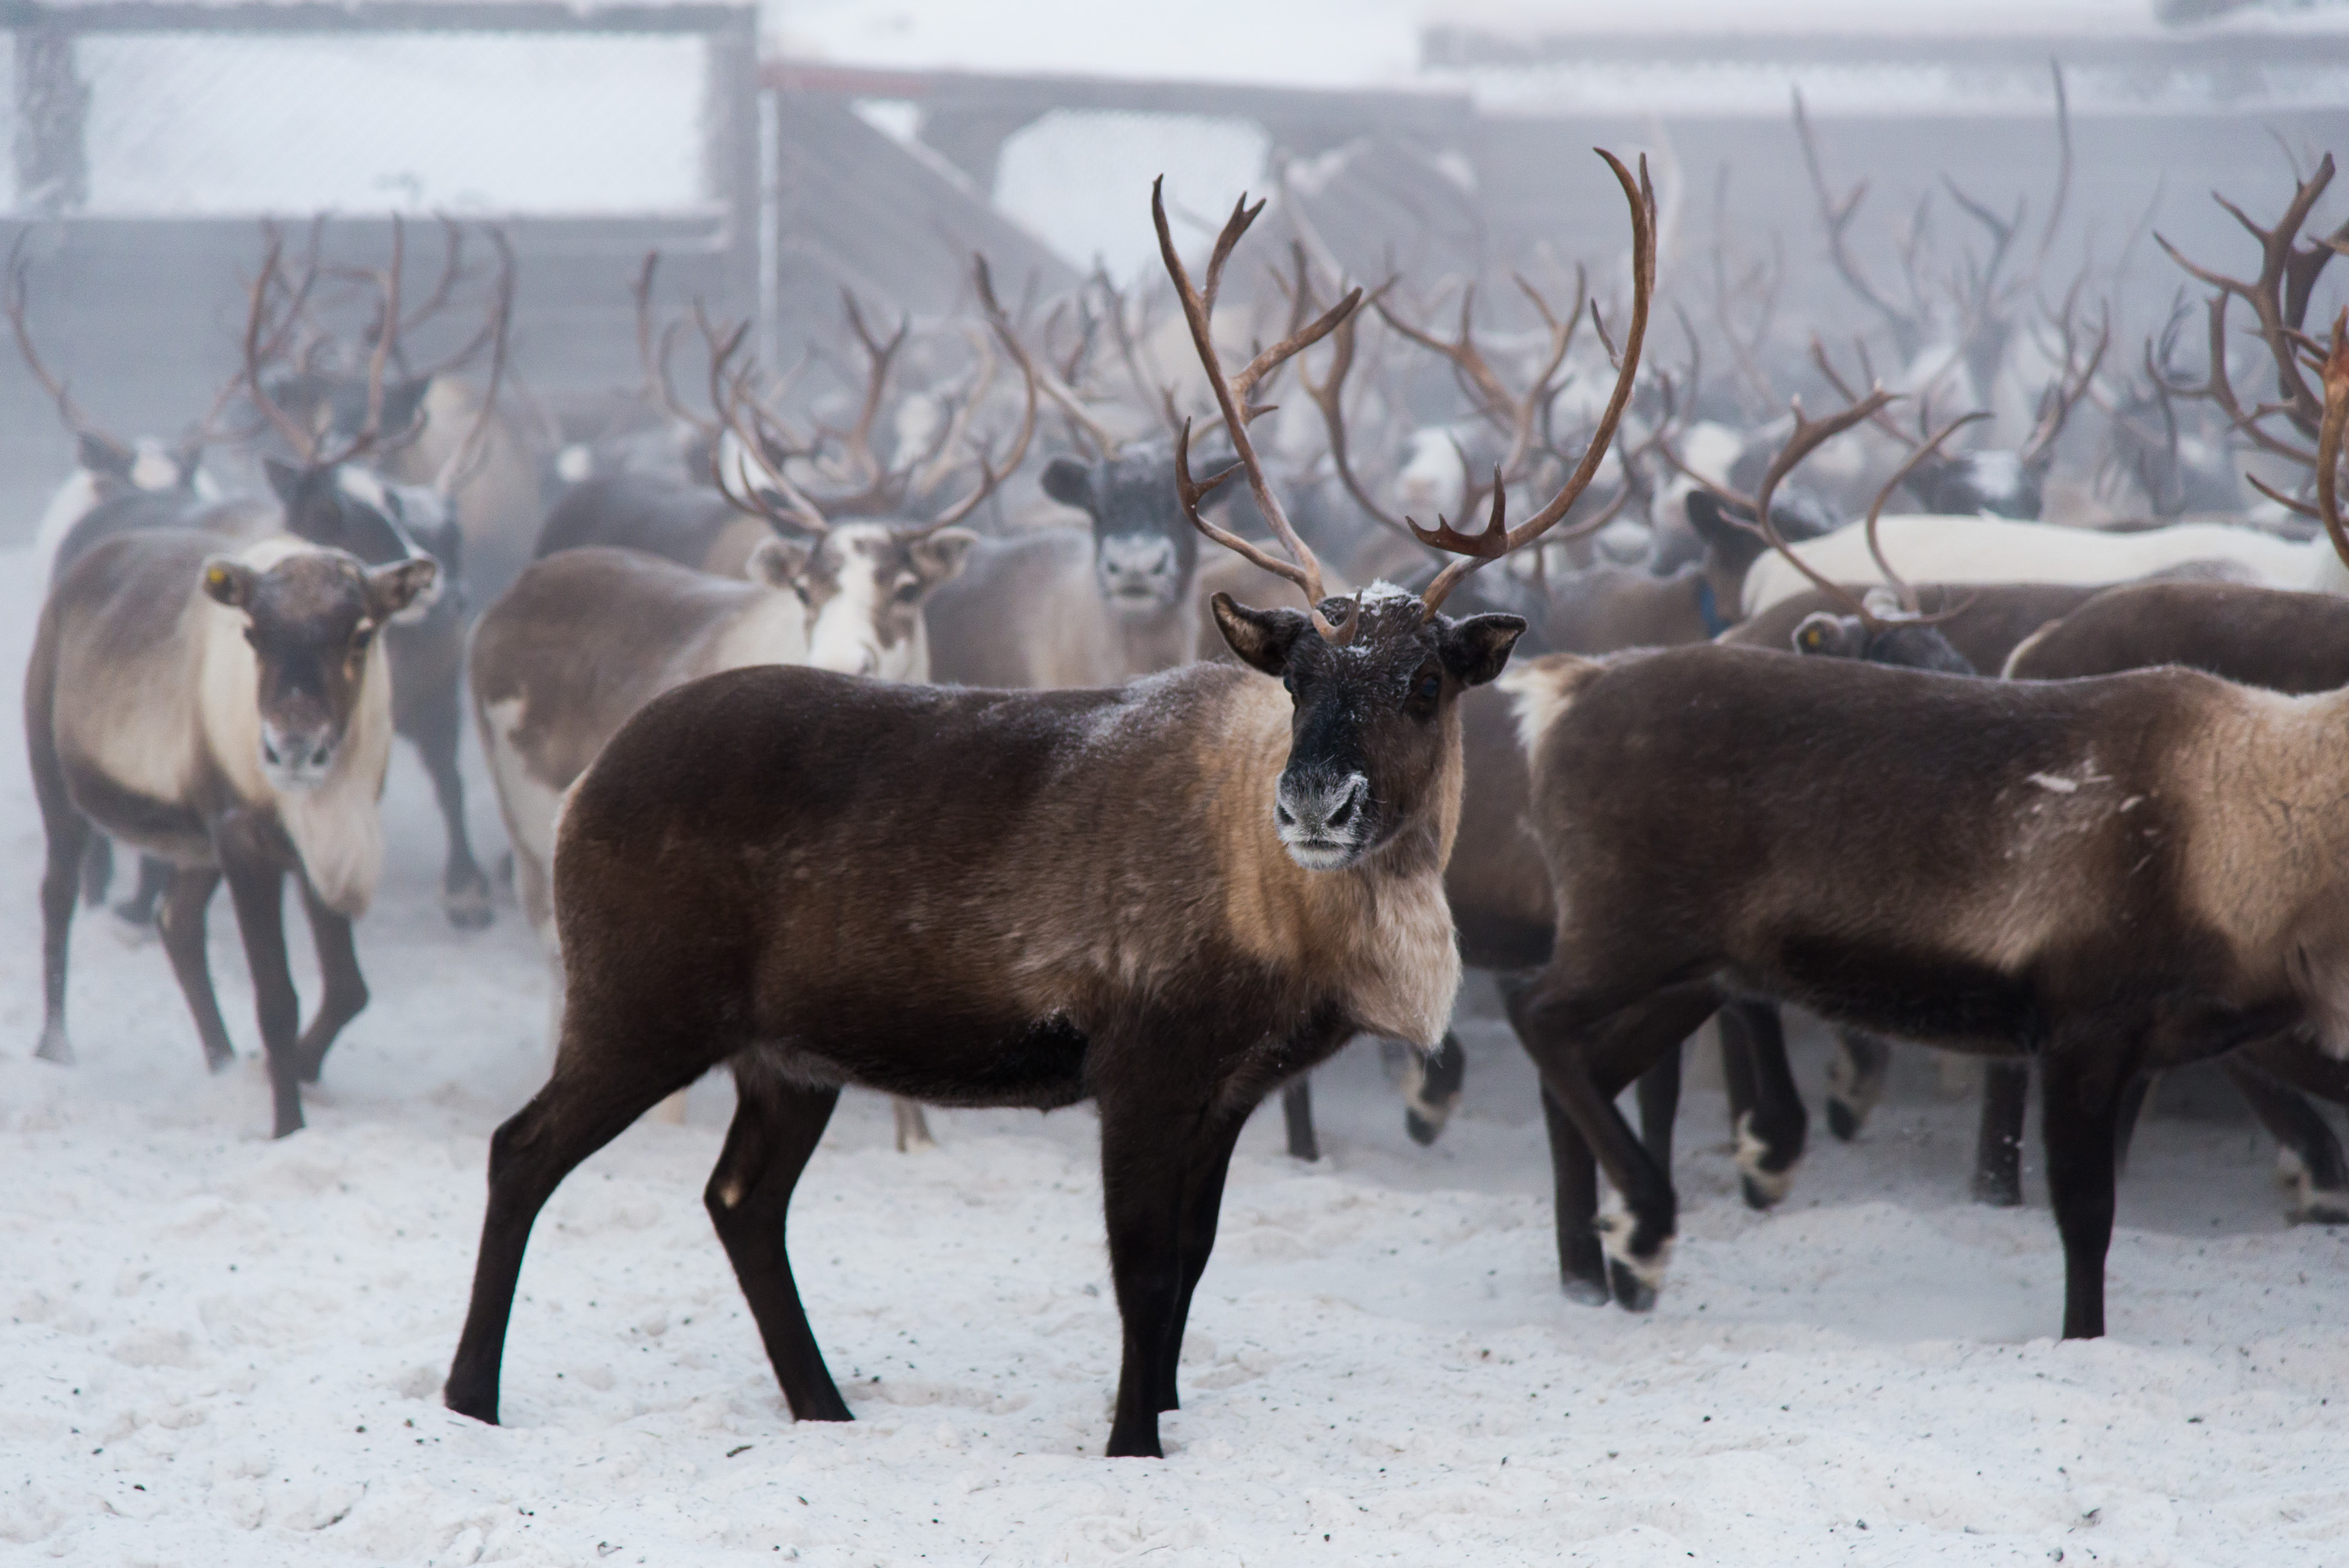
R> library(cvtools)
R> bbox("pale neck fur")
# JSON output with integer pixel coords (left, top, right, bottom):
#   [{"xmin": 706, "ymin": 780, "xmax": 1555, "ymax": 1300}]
[{"xmin": 1200, "ymin": 678, "xmax": 1464, "ymax": 1047}]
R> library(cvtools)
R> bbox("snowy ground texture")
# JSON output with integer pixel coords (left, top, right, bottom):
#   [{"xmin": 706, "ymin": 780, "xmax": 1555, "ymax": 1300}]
[{"xmin": 7, "ymin": 552, "xmax": 2349, "ymax": 1566}]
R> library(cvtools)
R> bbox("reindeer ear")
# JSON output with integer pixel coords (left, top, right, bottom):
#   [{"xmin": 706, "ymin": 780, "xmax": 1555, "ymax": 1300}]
[
  {"xmin": 78, "ymin": 431, "xmax": 135, "ymax": 482},
  {"xmin": 199, "ymin": 556, "xmax": 254, "ymax": 610},
  {"xmin": 908, "ymin": 527, "xmax": 977, "ymax": 588},
  {"xmin": 365, "ymin": 556, "xmax": 439, "ymax": 620},
  {"xmin": 1041, "ymin": 456, "xmax": 1092, "ymax": 511},
  {"xmin": 745, "ymin": 535, "xmax": 812, "ymax": 589},
  {"xmin": 1436, "ymin": 612, "xmax": 1527, "ymax": 687},
  {"xmin": 1211, "ymin": 593, "xmax": 1311, "ymax": 678}
]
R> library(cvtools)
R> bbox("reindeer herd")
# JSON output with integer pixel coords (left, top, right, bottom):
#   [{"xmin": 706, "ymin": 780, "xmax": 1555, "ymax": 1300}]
[{"xmin": 13, "ymin": 123, "xmax": 2349, "ymax": 1459}]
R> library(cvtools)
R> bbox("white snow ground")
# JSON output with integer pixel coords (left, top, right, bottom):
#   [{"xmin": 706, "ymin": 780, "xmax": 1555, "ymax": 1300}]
[{"xmin": 5, "ymin": 549, "xmax": 2349, "ymax": 1565}]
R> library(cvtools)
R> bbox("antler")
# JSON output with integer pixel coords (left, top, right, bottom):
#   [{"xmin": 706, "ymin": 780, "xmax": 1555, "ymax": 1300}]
[
  {"xmin": 2315, "ymin": 312, "xmax": 2349, "ymax": 569},
  {"xmin": 1861, "ymin": 409, "xmax": 1992, "ymax": 619},
  {"xmin": 634, "ymin": 251, "xmax": 722, "ymax": 448},
  {"xmin": 900, "ymin": 256, "xmax": 1039, "ymax": 538},
  {"xmin": 5, "ymin": 235, "xmax": 117, "ymax": 452},
  {"xmin": 2017, "ymin": 282, "xmax": 2111, "ymax": 476},
  {"xmin": 1793, "ymin": 90, "xmax": 1925, "ymax": 359},
  {"xmin": 1411, "ymin": 150, "xmax": 1656, "ymax": 618},
  {"xmin": 431, "ymin": 228, "xmax": 516, "ymax": 498},
  {"xmin": 702, "ymin": 255, "xmax": 1038, "ymax": 542},
  {"xmin": 244, "ymin": 222, "xmax": 328, "ymax": 463},
  {"xmin": 1153, "ymin": 178, "xmax": 1365, "ymax": 642},
  {"xmin": 1373, "ymin": 266, "xmax": 1584, "ymax": 485},
  {"xmin": 2156, "ymin": 154, "xmax": 2347, "ymax": 467}
]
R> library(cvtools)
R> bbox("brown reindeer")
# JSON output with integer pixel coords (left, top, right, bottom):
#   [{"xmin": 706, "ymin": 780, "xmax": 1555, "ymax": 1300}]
[
  {"xmin": 442, "ymin": 154, "xmax": 1653, "ymax": 1457},
  {"xmin": 28, "ymin": 529, "xmax": 435, "ymax": 1137},
  {"xmin": 1493, "ymin": 315, "xmax": 2349, "ymax": 1335}
]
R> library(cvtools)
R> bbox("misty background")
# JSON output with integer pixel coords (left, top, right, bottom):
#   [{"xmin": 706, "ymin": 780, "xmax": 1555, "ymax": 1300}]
[{"xmin": 0, "ymin": 0, "xmax": 2341, "ymax": 539}]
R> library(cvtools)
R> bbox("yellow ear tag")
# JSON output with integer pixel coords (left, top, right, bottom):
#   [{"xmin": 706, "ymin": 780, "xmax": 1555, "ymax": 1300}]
[
  {"xmin": 1799, "ymin": 626, "xmax": 1821, "ymax": 650},
  {"xmin": 205, "ymin": 565, "xmax": 227, "ymax": 589}
]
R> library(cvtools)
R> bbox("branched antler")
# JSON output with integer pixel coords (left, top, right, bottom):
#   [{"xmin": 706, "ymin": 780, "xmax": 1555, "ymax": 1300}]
[
  {"xmin": 1155, "ymin": 178, "xmax": 1364, "ymax": 642},
  {"xmin": 1410, "ymin": 151, "xmax": 1656, "ymax": 618}
]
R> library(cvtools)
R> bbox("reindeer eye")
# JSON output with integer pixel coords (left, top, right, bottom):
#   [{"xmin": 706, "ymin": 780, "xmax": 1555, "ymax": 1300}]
[{"xmin": 1408, "ymin": 671, "xmax": 1443, "ymax": 710}]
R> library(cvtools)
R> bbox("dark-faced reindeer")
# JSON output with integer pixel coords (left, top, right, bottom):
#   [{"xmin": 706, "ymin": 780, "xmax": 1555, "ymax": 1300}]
[
  {"xmin": 473, "ymin": 266, "xmax": 1030, "ymax": 1147},
  {"xmin": 29, "ymin": 524, "xmax": 436, "ymax": 1136},
  {"xmin": 1494, "ymin": 306, "xmax": 2349, "ymax": 1335},
  {"xmin": 442, "ymin": 154, "xmax": 1652, "ymax": 1457},
  {"xmin": 240, "ymin": 222, "xmax": 514, "ymax": 931}
]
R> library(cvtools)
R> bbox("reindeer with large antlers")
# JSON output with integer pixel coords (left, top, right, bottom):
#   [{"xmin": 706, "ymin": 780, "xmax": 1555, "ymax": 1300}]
[
  {"xmin": 443, "ymin": 152, "xmax": 1651, "ymax": 1458},
  {"xmin": 1740, "ymin": 157, "xmax": 2349, "ymax": 618},
  {"xmin": 1494, "ymin": 261, "xmax": 2349, "ymax": 1335}
]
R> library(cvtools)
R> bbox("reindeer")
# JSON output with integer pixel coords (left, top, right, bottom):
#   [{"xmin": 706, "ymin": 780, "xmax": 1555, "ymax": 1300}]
[
  {"xmin": 28, "ymin": 524, "xmax": 435, "ymax": 1135},
  {"xmin": 1741, "ymin": 160, "xmax": 2349, "ymax": 617},
  {"xmin": 236, "ymin": 222, "xmax": 514, "ymax": 932},
  {"xmin": 473, "ymin": 265, "xmax": 1030, "ymax": 1148},
  {"xmin": 1492, "ymin": 302, "xmax": 2349, "ymax": 1333},
  {"xmin": 441, "ymin": 154, "xmax": 1652, "ymax": 1458}
]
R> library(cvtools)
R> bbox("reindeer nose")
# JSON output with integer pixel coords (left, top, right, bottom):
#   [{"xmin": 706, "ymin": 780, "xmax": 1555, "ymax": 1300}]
[{"xmin": 1276, "ymin": 773, "xmax": 1367, "ymax": 842}]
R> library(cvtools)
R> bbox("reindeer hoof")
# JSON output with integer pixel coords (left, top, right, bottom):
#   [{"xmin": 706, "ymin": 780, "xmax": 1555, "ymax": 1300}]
[
  {"xmin": 2297, "ymin": 1193, "xmax": 2349, "ymax": 1225},
  {"xmin": 444, "ymin": 1382, "xmax": 500, "ymax": 1426},
  {"xmin": 1562, "ymin": 1271, "xmax": 1611, "ymax": 1307},
  {"xmin": 442, "ymin": 878, "xmax": 494, "ymax": 931},
  {"xmin": 1607, "ymin": 1259, "xmax": 1658, "ymax": 1313},
  {"xmin": 1826, "ymin": 1097, "xmax": 1863, "ymax": 1142},
  {"xmin": 34, "ymin": 1026, "xmax": 73, "ymax": 1066},
  {"xmin": 1971, "ymin": 1170, "xmax": 2024, "ymax": 1209},
  {"xmin": 1404, "ymin": 1109, "xmax": 1442, "ymax": 1146}
]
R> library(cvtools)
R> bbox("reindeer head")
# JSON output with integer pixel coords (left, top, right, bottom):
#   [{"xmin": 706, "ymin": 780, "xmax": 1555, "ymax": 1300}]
[
  {"xmin": 200, "ymin": 547, "xmax": 436, "ymax": 791},
  {"xmin": 1219, "ymin": 586, "xmax": 1522, "ymax": 869},
  {"xmin": 785, "ymin": 522, "xmax": 977, "ymax": 679},
  {"xmin": 1042, "ymin": 445, "xmax": 1200, "ymax": 616},
  {"xmin": 1158, "ymin": 150, "xmax": 1654, "ymax": 873},
  {"xmin": 265, "ymin": 458, "xmax": 457, "ymax": 622}
]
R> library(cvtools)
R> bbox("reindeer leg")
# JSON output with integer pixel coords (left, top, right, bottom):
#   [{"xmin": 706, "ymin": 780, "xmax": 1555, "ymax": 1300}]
[
  {"xmin": 115, "ymin": 855, "xmax": 171, "ymax": 933},
  {"xmin": 891, "ymin": 1097, "xmax": 937, "ymax": 1152},
  {"xmin": 1099, "ymin": 1088, "xmax": 1243, "ymax": 1458},
  {"xmin": 1973, "ymin": 1061, "xmax": 2031, "ymax": 1207},
  {"xmin": 1539, "ymin": 1085, "xmax": 1607, "ymax": 1303},
  {"xmin": 412, "ymin": 698, "xmax": 493, "ymax": 931},
  {"xmin": 1402, "ymin": 1031, "xmax": 1466, "ymax": 1146},
  {"xmin": 156, "ymin": 867, "xmax": 235, "ymax": 1074},
  {"xmin": 446, "ymin": 1028, "xmax": 713, "ymax": 1425},
  {"xmin": 706, "ymin": 1065, "xmax": 850, "ymax": 1422},
  {"xmin": 80, "ymin": 834, "xmax": 113, "ymax": 909},
  {"xmin": 1635, "ymin": 1044, "xmax": 1682, "ymax": 1170},
  {"xmin": 1512, "ymin": 980, "xmax": 1719, "ymax": 1313},
  {"xmin": 2221, "ymin": 1057, "xmax": 2349, "ymax": 1223},
  {"xmin": 1155, "ymin": 1108, "xmax": 1251, "ymax": 1415},
  {"xmin": 218, "ymin": 831, "xmax": 305, "ymax": 1138},
  {"xmin": 34, "ymin": 802, "xmax": 92, "ymax": 1066},
  {"xmin": 1721, "ymin": 1001, "xmax": 1806, "ymax": 1210},
  {"xmin": 2040, "ymin": 1049, "xmax": 2129, "ymax": 1340},
  {"xmin": 1279, "ymin": 1078, "xmax": 1319, "ymax": 1162},
  {"xmin": 1825, "ymin": 1029, "xmax": 1890, "ymax": 1141},
  {"xmin": 292, "ymin": 880, "xmax": 369, "ymax": 1084}
]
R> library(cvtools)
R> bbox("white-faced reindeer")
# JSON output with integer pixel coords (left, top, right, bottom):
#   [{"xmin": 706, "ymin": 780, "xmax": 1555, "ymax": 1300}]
[
  {"xmin": 1496, "ymin": 291, "xmax": 2349, "ymax": 1337},
  {"xmin": 473, "ymin": 261, "xmax": 1034, "ymax": 1148},
  {"xmin": 442, "ymin": 154, "xmax": 1654, "ymax": 1458}
]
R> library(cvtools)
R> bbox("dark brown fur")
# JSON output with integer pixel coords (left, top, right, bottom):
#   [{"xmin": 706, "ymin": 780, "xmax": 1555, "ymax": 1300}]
[
  {"xmin": 1503, "ymin": 643, "xmax": 2349, "ymax": 1336},
  {"xmin": 444, "ymin": 590, "xmax": 1523, "ymax": 1458}
]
